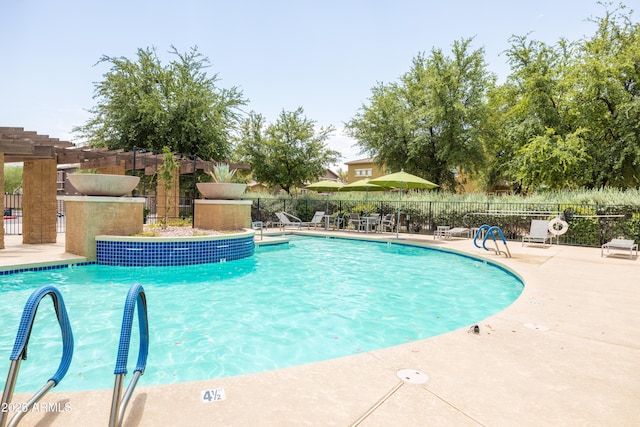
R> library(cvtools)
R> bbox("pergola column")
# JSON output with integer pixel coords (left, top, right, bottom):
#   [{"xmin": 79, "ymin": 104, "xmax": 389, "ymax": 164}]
[{"xmin": 22, "ymin": 159, "xmax": 57, "ymax": 243}]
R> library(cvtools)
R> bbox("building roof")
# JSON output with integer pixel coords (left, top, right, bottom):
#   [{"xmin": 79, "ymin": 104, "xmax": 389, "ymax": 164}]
[{"xmin": 344, "ymin": 157, "xmax": 375, "ymax": 165}]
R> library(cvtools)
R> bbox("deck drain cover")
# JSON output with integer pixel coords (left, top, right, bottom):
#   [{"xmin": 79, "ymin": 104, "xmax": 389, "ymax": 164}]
[
  {"xmin": 397, "ymin": 369, "xmax": 429, "ymax": 384},
  {"xmin": 524, "ymin": 322, "xmax": 549, "ymax": 331}
]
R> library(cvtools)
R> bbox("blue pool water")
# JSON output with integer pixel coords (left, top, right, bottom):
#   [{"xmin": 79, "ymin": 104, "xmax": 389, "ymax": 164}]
[{"xmin": 0, "ymin": 236, "xmax": 523, "ymax": 392}]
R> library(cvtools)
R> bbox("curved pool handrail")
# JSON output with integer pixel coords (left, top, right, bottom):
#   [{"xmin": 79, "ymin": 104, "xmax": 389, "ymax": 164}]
[
  {"xmin": 473, "ymin": 224, "xmax": 491, "ymax": 248},
  {"xmin": 1, "ymin": 285, "xmax": 74, "ymax": 427},
  {"xmin": 483, "ymin": 226, "xmax": 511, "ymax": 258},
  {"xmin": 487, "ymin": 226, "xmax": 508, "ymax": 245},
  {"xmin": 109, "ymin": 284, "xmax": 149, "ymax": 427}
]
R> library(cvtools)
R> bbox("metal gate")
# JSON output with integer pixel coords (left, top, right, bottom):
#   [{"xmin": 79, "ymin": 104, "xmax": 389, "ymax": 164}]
[{"xmin": 3, "ymin": 195, "xmax": 66, "ymax": 235}]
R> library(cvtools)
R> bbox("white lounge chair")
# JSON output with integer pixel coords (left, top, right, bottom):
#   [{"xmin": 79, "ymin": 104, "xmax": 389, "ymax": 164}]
[
  {"xmin": 444, "ymin": 227, "xmax": 470, "ymax": 239},
  {"xmin": 306, "ymin": 211, "xmax": 326, "ymax": 229},
  {"xmin": 522, "ymin": 220, "xmax": 552, "ymax": 246},
  {"xmin": 275, "ymin": 212, "xmax": 302, "ymax": 229},
  {"xmin": 275, "ymin": 211, "xmax": 325, "ymax": 230},
  {"xmin": 601, "ymin": 238, "xmax": 638, "ymax": 259}
]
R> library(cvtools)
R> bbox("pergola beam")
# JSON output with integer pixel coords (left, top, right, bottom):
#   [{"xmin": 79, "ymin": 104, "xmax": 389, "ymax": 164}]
[
  {"xmin": 4, "ymin": 146, "xmax": 56, "ymax": 162},
  {"xmin": 1, "ymin": 127, "xmax": 250, "ymax": 174}
]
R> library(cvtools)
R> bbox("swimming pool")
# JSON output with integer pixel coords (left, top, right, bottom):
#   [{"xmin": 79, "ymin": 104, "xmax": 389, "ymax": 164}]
[{"xmin": 0, "ymin": 236, "xmax": 523, "ymax": 393}]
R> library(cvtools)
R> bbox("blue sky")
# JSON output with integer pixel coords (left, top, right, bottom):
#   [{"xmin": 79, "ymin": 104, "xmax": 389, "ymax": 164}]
[{"xmin": 0, "ymin": 1, "xmax": 622, "ymax": 170}]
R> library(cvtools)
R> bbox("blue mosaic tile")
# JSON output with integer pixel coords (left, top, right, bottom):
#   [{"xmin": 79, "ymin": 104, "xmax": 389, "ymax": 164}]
[
  {"xmin": 96, "ymin": 236, "xmax": 255, "ymax": 267},
  {"xmin": 0, "ymin": 261, "xmax": 95, "ymax": 276}
]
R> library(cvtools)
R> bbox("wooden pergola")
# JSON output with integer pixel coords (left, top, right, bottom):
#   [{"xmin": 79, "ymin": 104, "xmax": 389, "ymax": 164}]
[
  {"xmin": 0, "ymin": 127, "xmax": 247, "ymax": 174},
  {"xmin": 0, "ymin": 127, "xmax": 249, "ymax": 248}
]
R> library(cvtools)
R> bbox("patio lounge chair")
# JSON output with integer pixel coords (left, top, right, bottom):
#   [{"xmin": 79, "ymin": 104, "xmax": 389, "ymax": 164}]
[
  {"xmin": 306, "ymin": 211, "xmax": 326, "ymax": 229},
  {"xmin": 522, "ymin": 219, "xmax": 552, "ymax": 247},
  {"xmin": 601, "ymin": 238, "xmax": 638, "ymax": 259},
  {"xmin": 443, "ymin": 227, "xmax": 470, "ymax": 239},
  {"xmin": 275, "ymin": 211, "xmax": 325, "ymax": 230},
  {"xmin": 275, "ymin": 212, "xmax": 303, "ymax": 229}
]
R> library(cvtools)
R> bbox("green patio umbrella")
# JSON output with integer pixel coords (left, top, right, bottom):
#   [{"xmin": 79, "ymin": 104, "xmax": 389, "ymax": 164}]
[
  {"xmin": 306, "ymin": 180, "xmax": 344, "ymax": 214},
  {"xmin": 339, "ymin": 178, "xmax": 389, "ymax": 209},
  {"xmin": 369, "ymin": 171, "xmax": 438, "ymax": 238},
  {"xmin": 339, "ymin": 178, "xmax": 389, "ymax": 192}
]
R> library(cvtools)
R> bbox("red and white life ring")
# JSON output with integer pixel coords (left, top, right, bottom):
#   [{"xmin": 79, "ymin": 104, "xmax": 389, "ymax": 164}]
[{"xmin": 548, "ymin": 217, "xmax": 569, "ymax": 236}]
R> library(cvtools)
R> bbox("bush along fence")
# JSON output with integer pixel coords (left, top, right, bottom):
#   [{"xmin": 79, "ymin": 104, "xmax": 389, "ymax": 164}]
[
  {"xmin": 246, "ymin": 196, "xmax": 640, "ymax": 248},
  {"xmin": 38, "ymin": 195, "xmax": 638, "ymax": 248}
]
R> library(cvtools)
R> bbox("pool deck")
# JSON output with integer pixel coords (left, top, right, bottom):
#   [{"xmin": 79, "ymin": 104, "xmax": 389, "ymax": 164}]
[{"xmin": 3, "ymin": 230, "xmax": 639, "ymax": 426}]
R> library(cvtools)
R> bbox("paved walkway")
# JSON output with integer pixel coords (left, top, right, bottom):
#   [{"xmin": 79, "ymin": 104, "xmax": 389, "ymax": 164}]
[{"xmin": 2, "ymin": 230, "xmax": 639, "ymax": 426}]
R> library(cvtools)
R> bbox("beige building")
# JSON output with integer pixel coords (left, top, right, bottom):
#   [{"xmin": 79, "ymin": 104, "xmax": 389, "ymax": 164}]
[{"xmin": 344, "ymin": 158, "xmax": 386, "ymax": 184}]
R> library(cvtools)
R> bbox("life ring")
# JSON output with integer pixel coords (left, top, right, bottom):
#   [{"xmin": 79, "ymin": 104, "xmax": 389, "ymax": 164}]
[{"xmin": 548, "ymin": 217, "xmax": 568, "ymax": 236}]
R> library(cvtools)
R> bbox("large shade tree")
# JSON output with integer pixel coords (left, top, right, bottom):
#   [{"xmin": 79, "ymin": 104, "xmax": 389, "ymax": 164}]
[
  {"xmin": 568, "ymin": 4, "xmax": 640, "ymax": 188},
  {"xmin": 485, "ymin": 35, "xmax": 591, "ymax": 192},
  {"xmin": 237, "ymin": 108, "xmax": 340, "ymax": 194},
  {"xmin": 486, "ymin": 4, "xmax": 639, "ymax": 191},
  {"xmin": 73, "ymin": 46, "xmax": 247, "ymax": 160},
  {"xmin": 346, "ymin": 38, "xmax": 494, "ymax": 191}
]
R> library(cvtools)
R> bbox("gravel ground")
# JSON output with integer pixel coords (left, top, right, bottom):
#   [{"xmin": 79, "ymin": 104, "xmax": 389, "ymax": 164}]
[{"xmin": 142, "ymin": 225, "xmax": 223, "ymax": 236}]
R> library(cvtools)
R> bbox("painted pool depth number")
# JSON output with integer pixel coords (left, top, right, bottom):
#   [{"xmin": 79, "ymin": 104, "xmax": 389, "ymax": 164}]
[{"xmin": 202, "ymin": 388, "xmax": 226, "ymax": 403}]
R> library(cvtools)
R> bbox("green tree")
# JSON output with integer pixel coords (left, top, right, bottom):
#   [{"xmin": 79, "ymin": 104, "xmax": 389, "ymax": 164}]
[
  {"xmin": 567, "ymin": 3, "xmax": 640, "ymax": 188},
  {"xmin": 3, "ymin": 164, "xmax": 22, "ymax": 194},
  {"xmin": 74, "ymin": 46, "xmax": 247, "ymax": 160},
  {"xmin": 514, "ymin": 127, "xmax": 590, "ymax": 189},
  {"xmin": 486, "ymin": 4, "xmax": 640, "ymax": 191},
  {"xmin": 237, "ymin": 108, "xmax": 340, "ymax": 194},
  {"xmin": 346, "ymin": 38, "xmax": 494, "ymax": 191},
  {"xmin": 486, "ymin": 35, "xmax": 583, "ymax": 192}
]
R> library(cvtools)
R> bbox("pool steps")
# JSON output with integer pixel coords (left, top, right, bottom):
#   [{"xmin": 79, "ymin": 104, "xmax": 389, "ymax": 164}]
[
  {"xmin": 0, "ymin": 286, "xmax": 74, "ymax": 427},
  {"xmin": 109, "ymin": 284, "xmax": 149, "ymax": 427},
  {"xmin": 0, "ymin": 284, "xmax": 149, "ymax": 427}
]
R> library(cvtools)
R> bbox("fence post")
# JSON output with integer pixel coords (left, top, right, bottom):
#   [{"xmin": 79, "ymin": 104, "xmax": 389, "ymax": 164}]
[{"xmin": 257, "ymin": 198, "xmax": 261, "ymax": 221}]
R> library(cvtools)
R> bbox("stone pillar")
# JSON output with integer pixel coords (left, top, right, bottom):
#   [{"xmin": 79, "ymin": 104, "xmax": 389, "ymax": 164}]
[
  {"xmin": 0, "ymin": 153, "xmax": 4, "ymax": 249},
  {"xmin": 156, "ymin": 168, "xmax": 180, "ymax": 221},
  {"xmin": 23, "ymin": 159, "xmax": 57, "ymax": 243},
  {"xmin": 64, "ymin": 196, "xmax": 145, "ymax": 259},
  {"xmin": 194, "ymin": 200, "xmax": 252, "ymax": 230}
]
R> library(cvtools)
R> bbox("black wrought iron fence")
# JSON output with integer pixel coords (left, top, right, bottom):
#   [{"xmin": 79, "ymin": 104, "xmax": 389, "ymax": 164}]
[
  {"xmin": 248, "ymin": 197, "xmax": 640, "ymax": 248},
  {"xmin": 3, "ymin": 195, "xmax": 67, "ymax": 235},
  {"xmin": 8, "ymin": 194, "xmax": 639, "ymax": 248}
]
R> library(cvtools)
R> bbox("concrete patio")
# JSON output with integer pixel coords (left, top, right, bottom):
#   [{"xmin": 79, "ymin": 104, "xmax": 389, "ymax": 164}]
[{"xmin": 2, "ymin": 230, "xmax": 638, "ymax": 426}]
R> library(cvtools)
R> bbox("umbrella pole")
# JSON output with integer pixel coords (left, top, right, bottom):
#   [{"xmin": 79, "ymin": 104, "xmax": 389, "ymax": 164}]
[{"xmin": 396, "ymin": 184, "xmax": 403, "ymax": 239}]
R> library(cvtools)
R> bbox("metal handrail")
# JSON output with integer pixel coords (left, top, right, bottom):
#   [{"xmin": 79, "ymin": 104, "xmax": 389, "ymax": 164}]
[
  {"xmin": 473, "ymin": 224, "xmax": 511, "ymax": 258},
  {"xmin": 0, "ymin": 286, "xmax": 74, "ymax": 427},
  {"xmin": 109, "ymin": 284, "xmax": 149, "ymax": 427},
  {"xmin": 473, "ymin": 224, "xmax": 491, "ymax": 249},
  {"xmin": 483, "ymin": 226, "xmax": 512, "ymax": 258}
]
